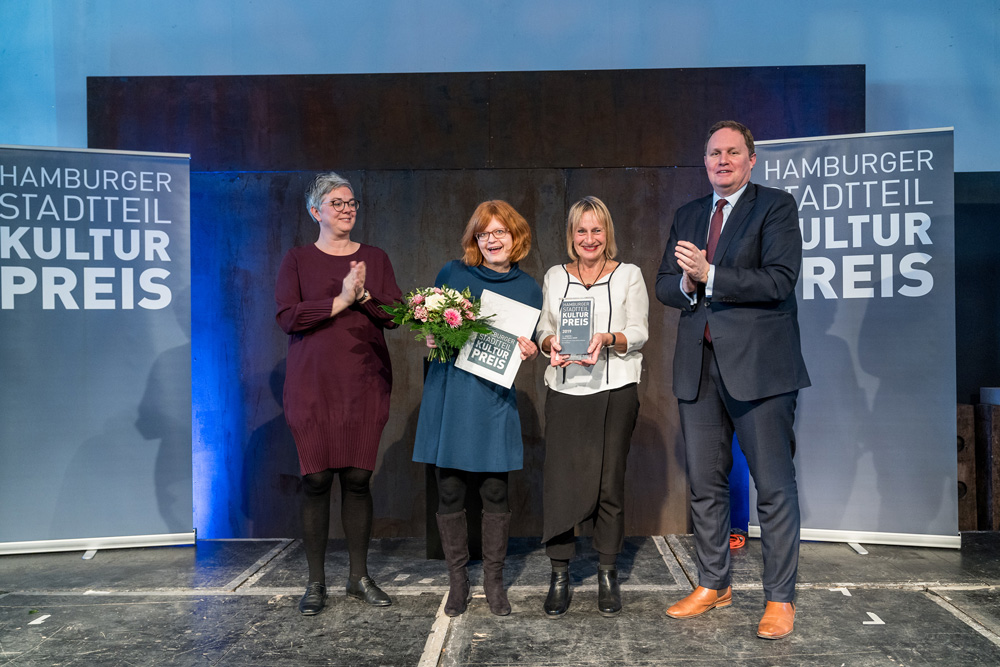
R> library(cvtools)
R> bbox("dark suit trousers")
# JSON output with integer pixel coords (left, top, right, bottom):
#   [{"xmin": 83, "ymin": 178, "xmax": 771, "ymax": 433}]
[{"xmin": 678, "ymin": 343, "xmax": 800, "ymax": 602}]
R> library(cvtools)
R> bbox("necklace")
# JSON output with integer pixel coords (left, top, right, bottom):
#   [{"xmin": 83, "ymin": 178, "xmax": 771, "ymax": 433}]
[{"xmin": 577, "ymin": 257, "xmax": 607, "ymax": 288}]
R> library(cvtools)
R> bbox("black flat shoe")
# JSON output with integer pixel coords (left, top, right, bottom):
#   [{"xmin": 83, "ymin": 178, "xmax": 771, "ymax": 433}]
[
  {"xmin": 544, "ymin": 568, "xmax": 570, "ymax": 617},
  {"xmin": 298, "ymin": 582, "xmax": 327, "ymax": 615},
  {"xmin": 346, "ymin": 576, "xmax": 392, "ymax": 607},
  {"xmin": 598, "ymin": 567, "xmax": 621, "ymax": 617}
]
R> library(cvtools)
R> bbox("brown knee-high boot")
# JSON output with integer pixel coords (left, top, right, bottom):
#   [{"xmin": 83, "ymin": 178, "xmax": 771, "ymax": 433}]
[
  {"xmin": 436, "ymin": 510, "xmax": 470, "ymax": 617},
  {"xmin": 481, "ymin": 511, "xmax": 512, "ymax": 616}
]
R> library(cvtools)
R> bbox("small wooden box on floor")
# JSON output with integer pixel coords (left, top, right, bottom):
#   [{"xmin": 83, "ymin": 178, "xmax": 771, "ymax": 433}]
[
  {"xmin": 957, "ymin": 404, "xmax": 977, "ymax": 531},
  {"xmin": 974, "ymin": 404, "xmax": 1000, "ymax": 530}
]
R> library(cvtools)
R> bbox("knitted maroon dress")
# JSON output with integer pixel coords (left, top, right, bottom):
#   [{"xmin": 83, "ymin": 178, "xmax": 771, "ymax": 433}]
[{"xmin": 275, "ymin": 243, "xmax": 402, "ymax": 474}]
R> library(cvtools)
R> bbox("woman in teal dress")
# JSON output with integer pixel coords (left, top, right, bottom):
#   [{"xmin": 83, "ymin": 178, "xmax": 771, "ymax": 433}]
[{"xmin": 412, "ymin": 200, "xmax": 541, "ymax": 617}]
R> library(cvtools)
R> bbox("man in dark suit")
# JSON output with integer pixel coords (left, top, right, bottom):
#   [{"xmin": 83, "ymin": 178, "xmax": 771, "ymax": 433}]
[{"xmin": 655, "ymin": 120, "xmax": 810, "ymax": 639}]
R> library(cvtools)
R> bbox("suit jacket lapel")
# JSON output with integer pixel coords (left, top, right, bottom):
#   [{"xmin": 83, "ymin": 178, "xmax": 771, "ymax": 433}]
[
  {"xmin": 714, "ymin": 183, "xmax": 757, "ymax": 261},
  {"xmin": 693, "ymin": 195, "xmax": 714, "ymax": 250}
]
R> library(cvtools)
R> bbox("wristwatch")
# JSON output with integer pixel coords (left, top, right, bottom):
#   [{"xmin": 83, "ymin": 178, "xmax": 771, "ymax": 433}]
[{"xmin": 358, "ymin": 289, "xmax": 371, "ymax": 304}]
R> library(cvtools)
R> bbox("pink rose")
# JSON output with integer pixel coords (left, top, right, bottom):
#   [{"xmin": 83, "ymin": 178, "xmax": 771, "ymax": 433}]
[
  {"xmin": 414, "ymin": 306, "xmax": 429, "ymax": 322},
  {"xmin": 410, "ymin": 293, "xmax": 425, "ymax": 305},
  {"xmin": 433, "ymin": 287, "xmax": 443, "ymax": 294},
  {"xmin": 461, "ymin": 299, "xmax": 472, "ymax": 309},
  {"xmin": 444, "ymin": 308, "xmax": 462, "ymax": 328},
  {"xmin": 464, "ymin": 309, "xmax": 475, "ymax": 321}
]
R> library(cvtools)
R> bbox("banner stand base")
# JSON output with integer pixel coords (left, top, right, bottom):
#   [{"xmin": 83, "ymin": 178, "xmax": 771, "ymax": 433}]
[
  {"xmin": 748, "ymin": 525, "xmax": 960, "ymax": 549},
  {"xmin": 0, "ymin": 531, "xmax": 197, "ymax": 556}
]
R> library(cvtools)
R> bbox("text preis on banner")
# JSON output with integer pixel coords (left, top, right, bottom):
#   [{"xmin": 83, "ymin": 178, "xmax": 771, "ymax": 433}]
[
  {"xmin": 763, "ymin": 145, "xmax": 945, "ymax": 300},
  {"xmin": 0, "ymin": 161, "xmax": 180, "ymax": 310}
]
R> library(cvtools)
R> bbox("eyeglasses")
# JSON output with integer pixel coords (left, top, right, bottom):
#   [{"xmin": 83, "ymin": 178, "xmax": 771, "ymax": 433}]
[
  {"xmin": 323, "ymin": 198, "xmax": 361, "ymax": 212},
  {"xmin": 475, "ymin": 229, "xmax": 509, "ymax": 242}
]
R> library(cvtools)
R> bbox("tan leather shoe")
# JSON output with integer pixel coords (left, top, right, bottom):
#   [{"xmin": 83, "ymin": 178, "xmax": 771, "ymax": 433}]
[
  {"xmin": 757, "ymin": 601, "xmax": 795, "ymax": 639},
  {"xmin": 665, "ymin": 586, "xmax": 732, "ymax": 618}
]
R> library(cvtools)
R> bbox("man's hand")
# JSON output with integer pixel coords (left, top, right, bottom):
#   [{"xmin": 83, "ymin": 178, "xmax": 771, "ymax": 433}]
[{"xmin": 674, "ymin": 240, "xmax": 710, "ymax": 293}]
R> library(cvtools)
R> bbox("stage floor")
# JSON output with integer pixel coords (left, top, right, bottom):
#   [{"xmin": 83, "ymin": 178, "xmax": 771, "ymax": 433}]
[{"xmin": 2, "ymin": 534, "xmax": 999, "ymax": 666}]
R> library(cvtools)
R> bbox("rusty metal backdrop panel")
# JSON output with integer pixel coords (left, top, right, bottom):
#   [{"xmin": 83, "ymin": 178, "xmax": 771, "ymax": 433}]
[
  {"xmin": 89, "ymin": 67, "xmax": 865, "ymax": 538},
  {"xmin": 89, "ymin": 67, "xmax": 864, "ymax": 172},
  {"xmin": 488, "ymin": 66, "xmax": 864, "ymax": 168},
  {"xmin": 89, "ymin": 73, "xmax": 493, "ymax": 172}
]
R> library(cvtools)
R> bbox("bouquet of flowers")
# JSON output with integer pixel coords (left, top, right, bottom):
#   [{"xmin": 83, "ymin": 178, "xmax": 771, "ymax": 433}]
[{"xmin": 382, "ymin": 285, "xmax": 493, "ymax": 363}]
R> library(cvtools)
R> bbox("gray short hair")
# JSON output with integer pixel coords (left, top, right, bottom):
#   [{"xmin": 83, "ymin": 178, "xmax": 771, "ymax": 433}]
[{"xmin": 305, "ymin": 172, "xmax": 353, "ymax": 214}]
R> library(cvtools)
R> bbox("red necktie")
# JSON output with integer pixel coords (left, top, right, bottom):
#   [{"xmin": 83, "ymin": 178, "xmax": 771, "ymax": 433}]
[{"xmin": 704, "ymin": 199, "xmax": 727, "ymax": 342}]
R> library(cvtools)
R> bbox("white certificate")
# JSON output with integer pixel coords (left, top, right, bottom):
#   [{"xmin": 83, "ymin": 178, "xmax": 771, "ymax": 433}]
[{"xmin": 454, "ymin": 289, "xmax": 541, "ymax": 389}]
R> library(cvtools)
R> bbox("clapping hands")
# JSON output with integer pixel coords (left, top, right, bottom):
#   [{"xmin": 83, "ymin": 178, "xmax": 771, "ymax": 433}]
[{"xmin": 340, "ymin": 260, "xmax": 367, "ymax": 303}]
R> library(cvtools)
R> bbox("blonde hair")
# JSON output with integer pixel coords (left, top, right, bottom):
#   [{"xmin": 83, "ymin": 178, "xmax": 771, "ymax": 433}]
[
  {"xmin": 460, "ymin": 200, "xmax": 532, "ymax": 266},
  {"xmin": 565, "ymin": 196, "xmax": 617, "ymax": 262}
]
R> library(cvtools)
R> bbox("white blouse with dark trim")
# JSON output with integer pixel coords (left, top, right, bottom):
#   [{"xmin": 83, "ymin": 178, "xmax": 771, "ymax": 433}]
[{"xmin": 536, "ymin": 262, "xmax": 649, "ymax": 396}]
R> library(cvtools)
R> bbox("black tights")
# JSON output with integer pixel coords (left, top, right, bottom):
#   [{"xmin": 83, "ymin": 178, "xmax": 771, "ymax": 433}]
[
  {"xmin": 301, "ymin": 467, "xmax": 373, "ymax": 585},
  {"xmin": 435, "ymin": 467, "xmax": 508, "ymax": 515}
]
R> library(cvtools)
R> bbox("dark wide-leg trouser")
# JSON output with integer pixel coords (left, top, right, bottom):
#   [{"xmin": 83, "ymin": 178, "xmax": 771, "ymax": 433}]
[{"xmin": 543, "ymin": 384, "xmax": 639, "ymax": 561}]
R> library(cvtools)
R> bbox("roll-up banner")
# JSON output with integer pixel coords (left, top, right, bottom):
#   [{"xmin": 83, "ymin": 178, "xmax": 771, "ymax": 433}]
[
  {"xmin": 0, "ymin": 145, "xmax": 193, "ymax": 555},
  {"xmin": 753, "ymin": 129, "xmax": 958, "ymax": 548}
]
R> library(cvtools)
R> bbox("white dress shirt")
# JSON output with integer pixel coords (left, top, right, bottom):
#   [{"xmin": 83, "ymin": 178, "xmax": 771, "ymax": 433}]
[{"xmin": 681, "ymin": 182, "xmax": 750, "ymax": 303}]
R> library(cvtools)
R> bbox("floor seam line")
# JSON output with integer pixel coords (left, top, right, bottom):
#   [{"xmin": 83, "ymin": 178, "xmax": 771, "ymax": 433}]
[
  {"xmin": 663, "ymin": 534, "xmax": 697, "ymax": 588},
  {"xmin": 923, "ymin": 588, "xmax": 1000, "ymax": 647},
  {"xmin": 228, "ymin": 538, "xmax": 295, "ymax": 592},
  {"xmin": 417, "ymin": 592, "xmax": 452, "ymax": 667}
]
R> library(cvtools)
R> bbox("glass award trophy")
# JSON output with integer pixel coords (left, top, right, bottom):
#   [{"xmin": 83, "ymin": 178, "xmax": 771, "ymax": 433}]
[{"xmin": 557, "ymin": 297, "xmax": 594, "ymax": 360}]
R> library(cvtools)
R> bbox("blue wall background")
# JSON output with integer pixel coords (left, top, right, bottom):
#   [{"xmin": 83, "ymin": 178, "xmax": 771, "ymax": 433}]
[
  {"xmin": 3, "ymin": 0, "xmax": 997, "ymax": 172},
  {"xmin": 2, "ymin": 1, "xmax": 996, "ymax": 538}
]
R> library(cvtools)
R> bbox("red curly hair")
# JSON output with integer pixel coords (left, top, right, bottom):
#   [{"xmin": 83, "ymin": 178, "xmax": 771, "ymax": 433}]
[{"xmin": 460, "ymin": 200, "xmax": 532, "ymax": 267}]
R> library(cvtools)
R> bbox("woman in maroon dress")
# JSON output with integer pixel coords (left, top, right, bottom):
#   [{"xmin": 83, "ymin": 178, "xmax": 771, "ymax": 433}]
[{"xmin": 275, "ymin": 172, "xmax": 402, "ymax": 615}]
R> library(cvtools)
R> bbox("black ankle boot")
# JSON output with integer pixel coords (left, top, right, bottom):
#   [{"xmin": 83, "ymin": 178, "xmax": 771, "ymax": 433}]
[
  {"xmin": 597, "ymin": 565, "xmax": 621, "ymax": 617},
  {"xmin": 544, "ymin": 567, "xmax": 570, "ymax": 616},
  {"xmin": 298, "ymin": 581, "xmax": 327, "ymax": 615}
]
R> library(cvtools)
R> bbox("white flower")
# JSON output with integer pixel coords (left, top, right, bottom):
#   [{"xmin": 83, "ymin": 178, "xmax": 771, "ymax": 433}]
[{"xmin": 424, "ymin": 293, "xmax": 446, "ymax": 311}]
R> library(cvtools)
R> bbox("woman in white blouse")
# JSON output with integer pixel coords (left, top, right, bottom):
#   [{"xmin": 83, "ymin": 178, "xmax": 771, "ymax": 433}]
[{"xmin": 536, "ymin": 196, "xmax": 649, "ymax": 618}]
